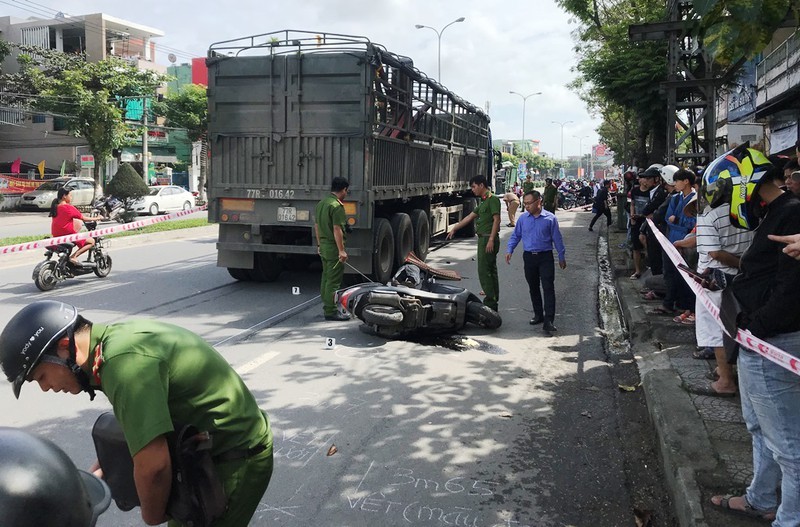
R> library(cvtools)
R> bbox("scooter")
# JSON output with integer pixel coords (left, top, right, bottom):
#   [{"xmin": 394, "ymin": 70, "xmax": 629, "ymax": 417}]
[
  {"xmin": 32, "ymin": 221, "xmax": 113, "ymax": 291},
  {"xmin": 334, "ymin": 263, "xmax": 502, "ymax": 339},
  {"xmin": 92, "ymin": 195, "xmax": 125, "ymax": 223}
]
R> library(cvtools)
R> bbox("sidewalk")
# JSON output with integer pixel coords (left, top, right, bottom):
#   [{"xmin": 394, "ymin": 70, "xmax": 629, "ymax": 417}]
[{"xmin": 606, "ymin": 224, "xmax": 764, "ymax": 527}]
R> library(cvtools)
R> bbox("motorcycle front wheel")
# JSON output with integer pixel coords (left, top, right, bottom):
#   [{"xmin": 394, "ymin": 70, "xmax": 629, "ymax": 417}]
[
  {"xmin": 362, "ymin": 305, "xmax": 404, "ymax": 326},
  {"xmin": 466, "ymin": 301, "xmax": 502, "ymax": 329},
  {"xmin": 34, "ymin": 261, "xmax": 58, "ymax": 291},
  {"xmin": 94, "ymin": 254, "xmax": 112, "ymax": 277}
]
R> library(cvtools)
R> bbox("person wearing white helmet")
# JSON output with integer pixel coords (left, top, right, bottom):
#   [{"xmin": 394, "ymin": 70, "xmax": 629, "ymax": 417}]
[{"xmin": 660, "ymin": 164, "xmax": 680, "ymax": 186}]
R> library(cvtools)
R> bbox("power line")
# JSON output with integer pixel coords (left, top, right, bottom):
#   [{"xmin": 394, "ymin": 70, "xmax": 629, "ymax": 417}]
[{"xmin": 4, "ymin": 0, "xmax": 200, "ymax": 62}]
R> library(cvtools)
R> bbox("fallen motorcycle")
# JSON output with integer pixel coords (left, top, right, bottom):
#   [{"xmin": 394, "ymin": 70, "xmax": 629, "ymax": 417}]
[
  {"xmin": 92, "ymin": 194, "xmax": 125, "ymax": 223},
  {"xmin": 32, "ymin": 221, "xmax": 112, "ymax": 291},
  {"xmin": 334, "ymin": 263, "xmax": 502, "ymax": 338}
]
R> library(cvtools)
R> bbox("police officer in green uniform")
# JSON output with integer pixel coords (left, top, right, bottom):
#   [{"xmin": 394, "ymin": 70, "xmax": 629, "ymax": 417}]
[
  {"xmin": 543, "ymin": 178, "xmax": 559, "ymax": 213},
  {"xmin": 314, "ymin": 177, "xmax": 351, "ymax": 321},
  {"xmin": 446, "ymin": 175, "xmax": 502, "ymax": 311},
  {"xmin": 0, "ymin": 300, "xmax": 273, "ymax": 527}
]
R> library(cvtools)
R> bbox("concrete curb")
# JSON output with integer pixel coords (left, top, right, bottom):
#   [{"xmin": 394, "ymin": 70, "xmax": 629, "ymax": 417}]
[{"xmin": 606, "ymin": 231, "xmax": 712, "ymax": 527}]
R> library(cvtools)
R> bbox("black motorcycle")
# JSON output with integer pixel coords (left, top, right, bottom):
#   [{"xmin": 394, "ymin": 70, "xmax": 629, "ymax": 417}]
[
  {"xmin": 32, "ymin": 221, "xmax": 113, "ymax": 291},
  {"xmin": 334, "ymin": 264, "xmax": 502, "ymax": 338},
  {"xmin": 92, "ymin": 195, "xmax": 125, "ymax": 223}
]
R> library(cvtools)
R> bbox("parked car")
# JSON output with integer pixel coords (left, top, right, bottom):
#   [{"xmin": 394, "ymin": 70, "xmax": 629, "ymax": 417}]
[
  {"xmin": 18, "ymin": 177, "xmax": 99, "ymax": 211},
  {"xmin": 133, "ymin": 185, "xmax": 196, "ymax": 215}
]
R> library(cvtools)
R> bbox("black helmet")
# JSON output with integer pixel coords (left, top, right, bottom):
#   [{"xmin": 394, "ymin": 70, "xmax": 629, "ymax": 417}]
[
  {"xmin": 0, "ymin": 301, "xmax": 77, "ymax": 398},
  {"xmin": 0, "ymin": 427, "xmax": 111, "ymax": 526}
]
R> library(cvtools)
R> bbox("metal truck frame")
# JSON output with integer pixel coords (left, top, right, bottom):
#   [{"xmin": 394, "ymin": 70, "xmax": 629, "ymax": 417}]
[{"xmin": 206, "ymin": 30, "xmax": 493, "ymax": 283}]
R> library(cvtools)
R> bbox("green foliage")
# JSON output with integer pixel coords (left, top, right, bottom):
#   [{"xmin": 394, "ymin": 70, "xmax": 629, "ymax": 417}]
[
  {"xmin": 152, "ymin": 83, "xmax": 209, "ymax": 199},
  {"xmin": 3, "ymin": 46, "xmax": 167, "ymax": 185},
  {"xmin": 107, "ymin": 163, "xmax": 149, "ymax": 212},
  {"xmin": 152, "ymin": 84, "xmax": 207, "ymax": 142},
  {"xmin": 557, "ymin": 0, "xmax": 669, "ymax": 164},
  {"xmin": 693, "ymin": 0, "xmax": 799, "ymax": 67}
]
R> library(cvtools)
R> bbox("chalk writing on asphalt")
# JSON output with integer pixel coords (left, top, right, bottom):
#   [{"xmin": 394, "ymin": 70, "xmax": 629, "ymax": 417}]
[{"xmin": 345, "ymin": 461, "xmax": 533, "ymax": 527}]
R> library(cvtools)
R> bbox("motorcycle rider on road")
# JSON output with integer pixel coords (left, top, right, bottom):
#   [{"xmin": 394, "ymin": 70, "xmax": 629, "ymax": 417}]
[{"xmin": 49, "ymin": 187, "xmax": 104, "ymax": 264}]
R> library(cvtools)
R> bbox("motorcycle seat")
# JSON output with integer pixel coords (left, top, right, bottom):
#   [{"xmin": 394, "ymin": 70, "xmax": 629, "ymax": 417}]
[{"xmin": 46, "ymin": 242, "xmax": 75, "ymax": 252}]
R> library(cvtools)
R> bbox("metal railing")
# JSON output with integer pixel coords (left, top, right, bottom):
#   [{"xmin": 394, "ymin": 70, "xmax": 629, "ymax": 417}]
[{"xmin": 757, "ymin": 30, "xmax": 800, "ymax": 84}]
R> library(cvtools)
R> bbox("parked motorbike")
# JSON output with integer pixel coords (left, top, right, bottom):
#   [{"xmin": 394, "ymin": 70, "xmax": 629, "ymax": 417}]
[
  {"xmin": 32, "ymin": 221, "xmax": 113, "ymax": 291},
  {"xmin": 334, "ymin": 264, "xmax": 502, "ymax": 338},
  {"xmin": 92, "ymin": 195, "xmax": 125, "ymax": 223}
]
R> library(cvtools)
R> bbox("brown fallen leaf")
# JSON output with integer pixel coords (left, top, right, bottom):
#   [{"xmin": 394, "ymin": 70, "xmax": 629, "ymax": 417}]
[
  {"xmin": 618, "ymin": 384, "xmax": 638, "ymax": 392},
  {"xmin": 327, "ymin": 444, "xmax": 338, "ymax": 456}
]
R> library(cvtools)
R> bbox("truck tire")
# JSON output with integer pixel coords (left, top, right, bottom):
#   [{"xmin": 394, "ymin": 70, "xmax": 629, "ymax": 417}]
[
  {"xmin": 409, "ymin": 209, "xmax": 430, "ymax": 261},
  {"xmin": 372, "ymin": 217, "xmax": 395, "ymax": 283},
  {"xmin": 227, "ymin": 267, "xmax": 252, "ymax": 281},
  {"xmin": 457, "ymin": 198, "xmax": 477, "ymax": 238},
  {"xmin": 251, "ymin": 253, "xmax": 282, "ymax": 282},
  {"xmin": 390, "ymin": 213, "xmax": 413, "ymax": 269},
  {"xmin": 466, "ymin": 301, "xmax": 502, "ymax": 329},
  {"xmin": 362, "ymin": 305, "xmax": 404, "ymax": 326}
]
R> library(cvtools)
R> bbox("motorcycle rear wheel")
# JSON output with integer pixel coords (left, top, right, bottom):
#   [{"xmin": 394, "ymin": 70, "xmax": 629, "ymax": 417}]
[
  {"xmin": 34, "ymin": 261, "xmax": 58, "ymax": 291},
  {"xmin": 362, "ymin": 305, "xmax": 404, "ymax": 326},
  {"xmin": 94, "ymin": 254, "xmax": 112, "ymax": 277},
  {"xmin": 466, "ymin": 301, "xmax": 502, "ymax": 329}
]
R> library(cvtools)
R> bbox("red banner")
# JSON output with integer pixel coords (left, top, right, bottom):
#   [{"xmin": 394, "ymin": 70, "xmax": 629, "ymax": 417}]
[{"xmin": 0, "ymin": 175, "xmax": 44, "ymax": 194}]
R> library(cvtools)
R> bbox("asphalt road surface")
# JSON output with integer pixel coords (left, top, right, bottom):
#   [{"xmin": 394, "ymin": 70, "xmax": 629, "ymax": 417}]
[{"xmin": 0, "ymin": 209, "xmax": 671, "ymax": 526}]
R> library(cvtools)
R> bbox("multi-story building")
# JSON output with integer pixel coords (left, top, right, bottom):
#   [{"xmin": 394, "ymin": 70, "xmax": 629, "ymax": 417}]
[{"xmin": 0, "ymin": 12, "xmax": 171, "ymax": 181}]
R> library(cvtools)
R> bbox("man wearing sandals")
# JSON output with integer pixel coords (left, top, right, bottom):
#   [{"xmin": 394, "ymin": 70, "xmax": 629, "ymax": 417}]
[{"xmin": 707, "ymin": 146, "xmax": 800, "ymax": 525}]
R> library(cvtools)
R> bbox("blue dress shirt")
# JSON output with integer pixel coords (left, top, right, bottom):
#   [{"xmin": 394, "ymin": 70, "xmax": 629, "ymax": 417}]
[{"xmin": 507, "ymin": 209, "xmax": 566, "ymax": 261}]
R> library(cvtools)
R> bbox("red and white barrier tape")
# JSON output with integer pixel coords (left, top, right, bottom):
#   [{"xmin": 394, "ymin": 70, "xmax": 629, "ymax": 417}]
[
  {"xmin": 0, "ymin": 204, "xmax": 208, "ymax": 255},
  {"xmin": 646, "ymin": 218, "xmax": 800, "ymax": 376}
]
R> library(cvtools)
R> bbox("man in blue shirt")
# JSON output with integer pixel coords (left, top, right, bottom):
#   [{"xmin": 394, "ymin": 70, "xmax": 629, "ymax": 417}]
[{"xmin": 506, "ymin": 190, "xmax": 567, "ymax": 334}]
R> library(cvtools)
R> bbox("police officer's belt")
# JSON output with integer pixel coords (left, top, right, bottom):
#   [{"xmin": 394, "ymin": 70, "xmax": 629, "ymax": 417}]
[{"xmin": 214, "ymin": 443, "xmax": 267, "ymax": 463}]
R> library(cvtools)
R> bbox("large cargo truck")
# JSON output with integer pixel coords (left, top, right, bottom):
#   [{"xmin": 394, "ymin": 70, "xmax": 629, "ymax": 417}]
[{"xmin": 206, "ymin": 30, "xmax": 493, "ymax": 283}]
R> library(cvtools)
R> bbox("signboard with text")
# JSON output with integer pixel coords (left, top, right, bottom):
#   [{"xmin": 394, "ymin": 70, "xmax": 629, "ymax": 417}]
[{"xmin": 80, "ymin": 155, "xmax": 95, "ymax": 168}]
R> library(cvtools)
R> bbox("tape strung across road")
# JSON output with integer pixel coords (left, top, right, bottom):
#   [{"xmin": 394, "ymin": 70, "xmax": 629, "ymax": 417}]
[
  {"xmin": 646, "ymin": 218, "xmax": 800, "ymax": 377},
  {"xmin": 0, "ymin": 204, "xmax": 208, "ymax": 256}
]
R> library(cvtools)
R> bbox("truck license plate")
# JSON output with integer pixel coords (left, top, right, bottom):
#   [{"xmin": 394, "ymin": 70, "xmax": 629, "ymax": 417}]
[{"xmin": 277, "ymin": 207, "xmax": 296, "ymax": 222}]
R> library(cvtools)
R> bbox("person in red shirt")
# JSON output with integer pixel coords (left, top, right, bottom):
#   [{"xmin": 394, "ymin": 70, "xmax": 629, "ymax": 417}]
[{"xmin": 49, "ymin": 187, "xmax": 103, "ymax": 263}]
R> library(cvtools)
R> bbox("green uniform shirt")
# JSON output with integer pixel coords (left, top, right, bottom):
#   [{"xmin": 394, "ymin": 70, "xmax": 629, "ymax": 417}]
[
  {"xmin": 543, "ymin": 184, "xmax": 558, "ymax": 206},
  {"xmin": 315, "ymin": 194, "xmax": 347, "ymax": 248},
  {"xmin": 522, "ymin": 181, "xmax": 535, "ymax": 194},
  {"xmin": 475, "ymin": 192, "xmax": 501, "ymax": 235},
  {"xmin": 88, "ymin": 321, "xmax": 271, "ymax": 457}
]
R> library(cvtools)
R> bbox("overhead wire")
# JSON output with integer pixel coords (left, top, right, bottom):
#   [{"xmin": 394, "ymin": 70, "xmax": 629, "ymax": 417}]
[{"xmin": 6, "ymin": 0, "xmax": 201, "ymax": 62}]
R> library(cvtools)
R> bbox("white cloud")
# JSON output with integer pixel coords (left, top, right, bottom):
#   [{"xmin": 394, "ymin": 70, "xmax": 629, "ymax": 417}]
[{"xmin": 5, "ymin": 0, "xmax": 602, "ymax": 156}]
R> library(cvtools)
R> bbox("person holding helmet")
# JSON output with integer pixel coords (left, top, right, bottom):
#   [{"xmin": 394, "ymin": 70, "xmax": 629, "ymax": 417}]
[
  {"xmin": 706, "ymin": 144, "xmax": 800, "ymax": 525},
  {"xmin": 0, "ymin": 300, "xmax": 274, "ymax": 527},
  {"xmin": 0, "ymin": 427, "xmax": 111, "ymax": 527}
]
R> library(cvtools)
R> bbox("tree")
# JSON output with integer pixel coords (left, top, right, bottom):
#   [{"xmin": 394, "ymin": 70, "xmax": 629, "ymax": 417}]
[
  {"xmin": 106, "ymin": 163, "xmax": 149, "ymax": 221},
  {"xmin": 556, "ymin": 0, "xmax": 669, "ymax": 164},
  {"xmin": 5, "ymin": 46, "xmax": 166, "ymax": 186},
  {"xmin": 153, "ymin": 84, "xmax": 208, "ymax": 199},
  {"xmin": 693, "ymin": 0, "xmax": 800, "ymax": 68}
]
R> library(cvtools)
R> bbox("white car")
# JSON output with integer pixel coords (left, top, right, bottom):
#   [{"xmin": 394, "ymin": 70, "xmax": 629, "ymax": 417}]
[{"xmin": 133, "ymin": 185, "xmax": 196, "ymax": 215}]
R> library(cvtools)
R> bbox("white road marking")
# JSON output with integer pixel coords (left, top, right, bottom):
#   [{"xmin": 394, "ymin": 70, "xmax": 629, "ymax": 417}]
[{"xmin": 236, "ymin": 351, "xmax": 280, "ymax": 375}]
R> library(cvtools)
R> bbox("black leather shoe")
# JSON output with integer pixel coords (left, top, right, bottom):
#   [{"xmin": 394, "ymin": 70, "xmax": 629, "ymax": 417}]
[
  {"xmin": 529, "ymin": 316, "xmax": 544, "ymax": 325},
  {"xmin": 543, "ymin": 321, "xmax": 557, "ymax": 332},
  {"xmin": 324, "ymin": 313, "xmax": 350, "ymax": 322}
]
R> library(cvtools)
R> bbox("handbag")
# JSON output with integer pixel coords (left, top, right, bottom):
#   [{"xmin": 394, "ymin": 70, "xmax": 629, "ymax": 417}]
[{"xmin": 92, "ymin": 413, "xmax": 228, "ymax": 527}]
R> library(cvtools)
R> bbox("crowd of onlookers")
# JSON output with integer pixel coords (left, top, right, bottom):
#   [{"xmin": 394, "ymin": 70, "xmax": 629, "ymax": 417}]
[{"xmin": 622, "ymin": 142, "xmax": 800, "ymax": 526}]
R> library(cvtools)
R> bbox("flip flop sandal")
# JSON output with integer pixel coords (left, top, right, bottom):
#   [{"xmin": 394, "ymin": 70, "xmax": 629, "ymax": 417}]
[
  {"xmin": 710, "ymin": 495, "xmax": 776, "ymax": 521},
  {"xmin": 673, "ymin": 312, "xmax": 690, "ymax": 323},
  {"xmin": 629, "ymin": 272, "xmax": 642, "ymax": 280},
  {"xmin": 692, "ymin": 348, "xmax": 715, "ymax": 360},
  {"xmin": 686, "ymin": 382, "xmax": 737, "ymax": 397},
  {"xmin": 681, "ymin": 313, "xmax": 696, "ymax": 325},
  {"xmin": 642, "ymin": 291, "xmax": 659, "ymax": 301}
]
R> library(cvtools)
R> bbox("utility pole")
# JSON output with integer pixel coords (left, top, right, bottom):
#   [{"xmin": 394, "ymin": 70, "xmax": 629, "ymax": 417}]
[
  {"xmin": 142, "ymin": 95, "xmax": 149, "ymax": 183},
  {"xmin": 509, "ymin": 91, "xmax": 542, "ymax": 148},
  {"xmin": 414, "ymin": 17, "xmax": 465, "ymax": 82}
]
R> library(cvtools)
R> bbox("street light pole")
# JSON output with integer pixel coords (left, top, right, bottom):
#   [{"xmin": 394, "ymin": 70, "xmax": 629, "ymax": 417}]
[
  {"xmin": 509, "ymin": 91, "xmax": 542, "ymax": 148},
  {"xmin": 574, "ymin": 135, "xmax": 588, "ymax": 177},
  {"xmin": 415, "ymin": 17, "xmax": 465, "ymax": 82},
  {"xmin": 551, "ymin": 120, "xmax": 573, "ymax": 171}
]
